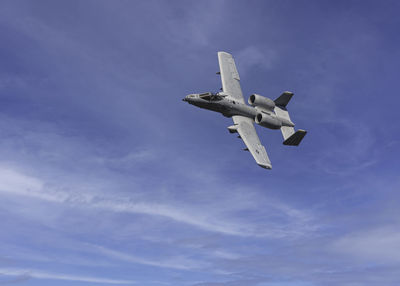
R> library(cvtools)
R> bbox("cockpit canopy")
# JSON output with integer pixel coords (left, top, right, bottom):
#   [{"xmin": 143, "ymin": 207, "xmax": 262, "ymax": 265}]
[{"xmin": 199, "ymin": 92, "xmax": 224, "ymax": 101}]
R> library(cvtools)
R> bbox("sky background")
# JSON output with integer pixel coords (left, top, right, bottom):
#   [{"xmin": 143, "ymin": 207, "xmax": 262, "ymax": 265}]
[{"xmin": 0, "ymin": 1, "xmax": 400, "ymax": 285}]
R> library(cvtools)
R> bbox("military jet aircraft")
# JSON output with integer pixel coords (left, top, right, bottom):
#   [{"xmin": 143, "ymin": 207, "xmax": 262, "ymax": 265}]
[{"xmin": 183, "ymin": 51, "xmax": 306, "ymax": 169}]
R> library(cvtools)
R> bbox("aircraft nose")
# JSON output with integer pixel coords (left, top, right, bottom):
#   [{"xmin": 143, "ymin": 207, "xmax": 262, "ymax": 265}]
[{"xmin": 183, "ymin": 94, "xmax": 193, "ymax": 102}]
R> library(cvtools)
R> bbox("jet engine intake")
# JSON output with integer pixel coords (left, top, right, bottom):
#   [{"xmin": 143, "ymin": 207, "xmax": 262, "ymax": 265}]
[
  {"xmin": 255, "ymin": 113, "xmax": 281, "ymax": 129},
  {"xmin": 248, "ymin": 94, "xmax": 275, "ymax": 111}
]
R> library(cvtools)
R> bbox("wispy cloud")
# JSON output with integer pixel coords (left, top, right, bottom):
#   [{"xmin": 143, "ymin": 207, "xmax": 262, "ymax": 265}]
[
  {"xmin": 0, "ymin": 273, "xmax": 30, "ymax": 285},
  {"xmin": 91, "ymin": 245, "xmax": 207, "ymax": 271},
  {"xmin": 311, "ymin": 120, "xmax": 378, "ymax": 175},
  {"xmin": 332, "ymin": 226, "xmax": 400, "ymax": 263},
  {"xmin": 0, "ymin": 165, "xmax": 316, "ymax": 238},
  {"xmin": 0, "ymin": 268, "xmax": 134, "ymax": 284},
  {"xmin": 235, "ymin": 46, "xmax": 277, "ymax": 75}
]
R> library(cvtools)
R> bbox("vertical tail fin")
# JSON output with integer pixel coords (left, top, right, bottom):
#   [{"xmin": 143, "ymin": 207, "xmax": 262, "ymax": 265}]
[
  {"xmin": 274, "ymin": 91, "xmax": 307, "ymax": 146},
  {"xmin": 282, "ymin": 129, "xmax": 307, "ymax": 145},
  {"xmin": 274, "ymin": 91, "xmax": 294, "ymax": 108}
]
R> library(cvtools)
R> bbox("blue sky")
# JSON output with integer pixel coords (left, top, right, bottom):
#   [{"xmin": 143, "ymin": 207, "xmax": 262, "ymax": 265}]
[{"xmin": 0, "ymin": 1, "xmax": 400, "ymax": 285}]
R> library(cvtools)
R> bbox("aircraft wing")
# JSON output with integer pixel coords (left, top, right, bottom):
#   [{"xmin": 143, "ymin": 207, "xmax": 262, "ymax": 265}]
[
  {"xmin": 232, "ymin": 115, "xmax": 272, "ymax": 169},
  {"xmin": 218, "ymin": 51, "xmax": 245, "ymax": 104}
]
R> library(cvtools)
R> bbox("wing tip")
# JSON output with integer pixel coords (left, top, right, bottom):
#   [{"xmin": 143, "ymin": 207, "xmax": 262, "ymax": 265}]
[
  {"xmin": 218, "ymin": 51, "xmax": 232, "ymax": 57},
  {"xmin": 258, "ymin": 163, "xmax": 272, "ymax": 170}
]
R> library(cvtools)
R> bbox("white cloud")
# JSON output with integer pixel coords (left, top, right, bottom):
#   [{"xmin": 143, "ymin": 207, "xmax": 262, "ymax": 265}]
[
  {"xmin": 0, "ymin": 167, "xmax": 43, "ymax": 194},
  {"xmin": 332, "ymin": 226, "xmax": 400, "ymax": 263}
]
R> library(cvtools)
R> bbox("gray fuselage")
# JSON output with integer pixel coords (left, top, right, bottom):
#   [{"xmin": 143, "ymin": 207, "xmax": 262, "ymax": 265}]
[{"xmin": 183, "ymin": 93, "xmax": 257, "ymax": 119}]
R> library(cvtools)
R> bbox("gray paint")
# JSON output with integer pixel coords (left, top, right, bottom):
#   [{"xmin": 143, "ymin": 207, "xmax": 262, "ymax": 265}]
[{"xmin": 183, "ymin": 51, "xmax": 306, "ymax": 169}]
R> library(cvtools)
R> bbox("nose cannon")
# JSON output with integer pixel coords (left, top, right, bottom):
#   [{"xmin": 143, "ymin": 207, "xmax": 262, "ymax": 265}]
[
  {"xmin": 182, "ymin": 94, "xmax": 192, "ymax": 102},
  {"xmin": 183, "ymin": 94, "xmax": 198, "ymax": 102}
]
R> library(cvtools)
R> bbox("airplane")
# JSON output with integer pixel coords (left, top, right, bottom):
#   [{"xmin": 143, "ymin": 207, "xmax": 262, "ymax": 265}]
[{"xmin": 183, "ymin": 51, "xmax": 306, "ymax": 169}]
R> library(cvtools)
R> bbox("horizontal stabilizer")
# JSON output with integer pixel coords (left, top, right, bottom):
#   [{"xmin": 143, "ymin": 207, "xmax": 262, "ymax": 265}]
[
  {"xmin": 283, "ymin": 129, "xmax": 307, "ymax": 146},
  {"xmin": 274, "ymin": 91, "xmax": 294, "ymax": 107}
]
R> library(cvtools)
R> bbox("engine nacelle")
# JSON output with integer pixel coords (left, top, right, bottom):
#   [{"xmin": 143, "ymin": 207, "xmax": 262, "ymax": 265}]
[
  {"xmin": 255, "ymin": 112, "xmax": 281, "ymax": 129},
  {"xmin": 248, "ymin": 94, "xmax": 275, "ymax": 111}
]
